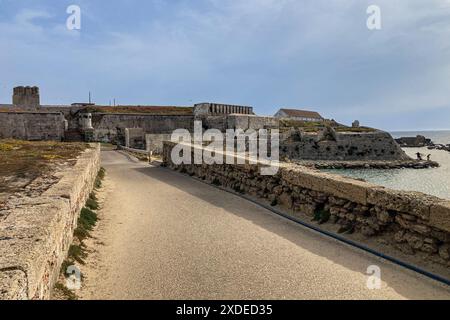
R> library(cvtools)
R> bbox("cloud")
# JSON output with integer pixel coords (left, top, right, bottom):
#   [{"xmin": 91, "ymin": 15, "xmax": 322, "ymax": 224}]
[{"xmin": 0, "ymin": 0, "xmax": 449, "ymax": 130}]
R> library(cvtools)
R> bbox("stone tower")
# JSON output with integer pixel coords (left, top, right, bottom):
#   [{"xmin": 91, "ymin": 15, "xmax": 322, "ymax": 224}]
[{"xmin": 12, "ymin": 86, "xmax": 40, "ymax": 109}]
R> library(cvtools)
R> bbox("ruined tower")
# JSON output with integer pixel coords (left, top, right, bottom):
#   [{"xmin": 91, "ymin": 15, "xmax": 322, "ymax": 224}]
[{"xmin": 12, "ymin": 86, "xmax": 40, "ymax": 109}]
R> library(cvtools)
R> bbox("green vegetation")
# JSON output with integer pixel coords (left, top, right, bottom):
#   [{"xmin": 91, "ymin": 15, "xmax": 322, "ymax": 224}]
[
  {"xmin": 94, "ymin": 167, "xmax": 106, "ymax": 189},
  {"xmin": 279, "ymin": 119, "xmax": 376, "ymax": 133},
  {"xmin": 54, "ymin": 283, "xmax": 78, "ymax": 301},
  {"xmin": 55, "ymin": 167, "xmax": 105, "ymax": 300}
]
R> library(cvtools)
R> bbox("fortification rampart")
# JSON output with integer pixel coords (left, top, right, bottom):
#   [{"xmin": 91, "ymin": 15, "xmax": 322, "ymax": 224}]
[
  {"xmin": 90, "ymin": 113, "xmax": 194, "ymax": 143},
  {"xmin": 162, "ymin": 142, "xmax": 450, "ymax": 267},
  {"xmin": 0, "ymin": 112, "xmax": 66, "ymax": 141},
  {"xmin": 0, "ymin": 145, "xmax": 100, "ymax": 299},
  {"xmin": 281, "ymin": 130, "xmax": 410, "ymax": 161}
]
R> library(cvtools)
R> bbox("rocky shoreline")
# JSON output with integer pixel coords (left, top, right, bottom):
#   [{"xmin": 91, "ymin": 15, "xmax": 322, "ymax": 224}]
[
  {"xmin": 428, "ymin": 144, "xmax": 450, "ymax": 152},
  {"xmin": 396, "ymin": 134, "xmax": 450, "ymax": 153},
  {"xmin": 294, "ymin": 159, "xmax": 439, "ymax": 170}
]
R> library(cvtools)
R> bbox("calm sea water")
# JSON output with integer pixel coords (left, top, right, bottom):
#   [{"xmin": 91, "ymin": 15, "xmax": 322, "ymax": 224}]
[{"xmin": 325, "ymin": 130, "xmax": 450, "ymax": 200}]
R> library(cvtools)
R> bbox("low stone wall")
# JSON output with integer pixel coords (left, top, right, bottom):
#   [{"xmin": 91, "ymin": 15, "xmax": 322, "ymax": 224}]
[
  {"xmin": 0, "ymin": 145, "xmax": 101, "ymax": 299},
  {"xmin": 163, "ymin": 142, "xmax": 450, "ymax": 267},
  {"xmin": 0, "ymin": 112, "xmax": 66, "ymax": 141}
]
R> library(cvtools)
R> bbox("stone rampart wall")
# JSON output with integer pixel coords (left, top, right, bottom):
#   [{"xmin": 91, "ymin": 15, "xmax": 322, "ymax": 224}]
[
  {"xmin": 90, "ymin": 114, "xmax": 194, "ymax": 143},
  {"xmin": 162, "ymin": 142, "xmax": 450, "ymax": 266},
  {"xmin": 281, "ymin": 131, "xmax": 410, "ymax": 161},
  {"xmin": 0, "ymin": 145, "xmax": 101, "ymax": 299},
  {"xmin": 0, "ymin": 112, "xmax": 66, "ymax": 141}
]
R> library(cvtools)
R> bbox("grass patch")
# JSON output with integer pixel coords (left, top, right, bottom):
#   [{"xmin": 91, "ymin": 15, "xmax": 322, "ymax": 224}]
[
  {"xmin": 85, "ymin": 198, "xmax": 99, "ymax": 210},
  {"xmin": 68, "ymin": 244, "xmax": 88, "ymax": 265},
  {"xmin": 54, "ymin": 283, "xmax": 78, "ymax": 300},
  {"xmin": 94, "ymin": 167, "xmax": 106, "ymax": 189},
  {"xmin": 55, "ymin": 167, "xmax": 105, "ymax": 299},
  {"xmin": 279, "ymin": 119, "xmax": 376, "ymax": 133}
]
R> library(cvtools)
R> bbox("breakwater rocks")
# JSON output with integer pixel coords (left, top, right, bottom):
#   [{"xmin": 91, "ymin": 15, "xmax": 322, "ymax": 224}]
[
  {"xmin": 295, "ymin": 159, "xmax": 439, "ymax": 170},
  {"xmin": 396, "ymin": 135, "xmax": 450, "ymax": 153},
  {"xmin": 395, "ymin": 135, "xmax": 433, "ymax": 147},
  {"xmin": 428, "ymin": 144, "xmax": 450, "ymax": 152},
  {"xmin": 163, "ymin": 142, "xmax": 450, "ymax": 268}
]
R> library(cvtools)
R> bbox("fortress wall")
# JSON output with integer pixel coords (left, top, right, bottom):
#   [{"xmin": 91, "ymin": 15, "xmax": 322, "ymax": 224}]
[
  {"xmin": 202, "ymin": 116, "xmax": 228, "ymax": 131},
  {"xmin": 162, "ymin": 142, "xmax": 450, "ymax": 267},
  {"xmin": 226, "ymin": 115, "xmax": 279, "ymax": 130},
  {"xmin": 0, "ymin": 145, "xmax": 100, "ymax": 300},
  {"xmin": 146, "ymin": 134, "xmax": 172, "ymax": 154},
  {"xmin": 90, "ymin": 113, "xmax": 194, "ymax": 143},
  {"xmin": 125, "ymin": 128, "xmax": 145, "ymax": 149},
  {"xmin": 0, "ymin": 112, "xmax": 66, "ymax": 141},
  {"xmin": 281, "ymin": 131, "xmax": 410, "ymax": 161}
]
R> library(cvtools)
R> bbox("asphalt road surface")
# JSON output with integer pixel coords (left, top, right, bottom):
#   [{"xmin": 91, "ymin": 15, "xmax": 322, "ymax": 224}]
[{"xmin": 79, "ymin": 150, "xmax": 450, "ymax": 300}]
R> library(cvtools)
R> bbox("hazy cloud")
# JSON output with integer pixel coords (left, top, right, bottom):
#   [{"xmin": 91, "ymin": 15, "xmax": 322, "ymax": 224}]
[{"xmin": 0, "ymin": 0, "xmax": 449, "ymax": 130}]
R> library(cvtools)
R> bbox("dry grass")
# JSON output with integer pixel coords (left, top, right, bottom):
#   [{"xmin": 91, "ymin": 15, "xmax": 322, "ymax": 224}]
[
  {"xmin": 83, "ymin": 105, "xmax": 193, "ymax": 115},
  {"xmin": 0, "ymin": 139, "xmax": 89, "ymax": 194},
  {"xmin": 279, "ymin": 119, "xmax": 376, "ymax": 133}
]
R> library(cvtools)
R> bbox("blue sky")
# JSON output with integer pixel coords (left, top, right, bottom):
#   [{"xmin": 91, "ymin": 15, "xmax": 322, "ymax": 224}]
[{"xmin": 0, "ymin": 0, "xmax": 449, "ymax": 131}]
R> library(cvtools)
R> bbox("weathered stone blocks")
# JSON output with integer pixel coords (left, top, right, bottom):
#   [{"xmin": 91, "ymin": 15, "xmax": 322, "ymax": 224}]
[
  {"xmin": 430, "ymin": 201, "xmax": 450, "ymax": 233},
  {"xmin": 163, "ymin": 142, "xmax": 450, "ymax": 265},
  {"xmin": 0, "ymin": 144, "xmax": 100, "ymax": 300}
]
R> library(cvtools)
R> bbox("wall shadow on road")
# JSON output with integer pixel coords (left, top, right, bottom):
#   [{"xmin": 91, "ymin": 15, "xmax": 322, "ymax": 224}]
[{"xmin": 133, "ymin": 166, "xmax": 449, "ymax": 299}]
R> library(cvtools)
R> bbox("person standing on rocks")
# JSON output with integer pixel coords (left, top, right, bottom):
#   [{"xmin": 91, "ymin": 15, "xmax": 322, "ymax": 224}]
[
  {"xmin": 427, "ymin": 154, "xmax": 432, "ymax": 161},
  {"xmin": 416, "ymin": 152, "xmax": 423, "ymax": 160}
]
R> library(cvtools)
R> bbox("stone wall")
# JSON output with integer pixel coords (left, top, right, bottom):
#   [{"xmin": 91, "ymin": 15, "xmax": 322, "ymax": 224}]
[
  {"xmin": 227, "ymin": 114, "xmax": 279, "ymax": 130},
  {"xmin": 146, "ymin": 133, "xmax": 172, "ymax": 154},
  {"xmin": 0, "ymin": 145, "xmax": 101, "ymax": 299},
  {"xmin": 125, "ymin": 128, "xmax": 145, "ymax": 149},
  {"xmin": 90, "ymin": 113, "xmax": 194, "ymax": 143},
  {"xmin": 0, "ymin": 112, "xmax": 66, "ymax": 141},
  {"xmin": 281, "ymin": 130, "xmax": 410, "ymax": 161},
  {"xmin": 162, "ymin": 142, "xmax": 450, "ymax": 266}
]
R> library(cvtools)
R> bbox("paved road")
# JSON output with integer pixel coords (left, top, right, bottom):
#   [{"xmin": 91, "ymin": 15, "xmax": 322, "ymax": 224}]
[{"xmin": 79, "ymin": 150, "xmax": 450, "ymax": 300}]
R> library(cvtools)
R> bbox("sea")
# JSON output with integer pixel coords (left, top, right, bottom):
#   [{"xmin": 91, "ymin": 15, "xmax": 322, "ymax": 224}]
[{"xmin": 324, "ymin": 130, "xmax": 450, "ymax": 200}]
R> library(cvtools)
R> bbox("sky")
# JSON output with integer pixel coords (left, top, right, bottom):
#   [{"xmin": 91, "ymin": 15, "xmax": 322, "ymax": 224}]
[{"xmin": 0, "ymin": 0, "xmax": 449, "ymax": 131}]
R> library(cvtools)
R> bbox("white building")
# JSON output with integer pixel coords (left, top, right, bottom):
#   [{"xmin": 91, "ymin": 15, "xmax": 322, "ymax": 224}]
[{"xmin": 274, "ymin": 108, "xmax": 324, "ymax": 122}]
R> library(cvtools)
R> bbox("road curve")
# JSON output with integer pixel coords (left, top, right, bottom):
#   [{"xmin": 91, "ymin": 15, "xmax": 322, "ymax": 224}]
[{"xmin": 79, "ymin": 150, "xmax": 450, "ymax": 300}]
